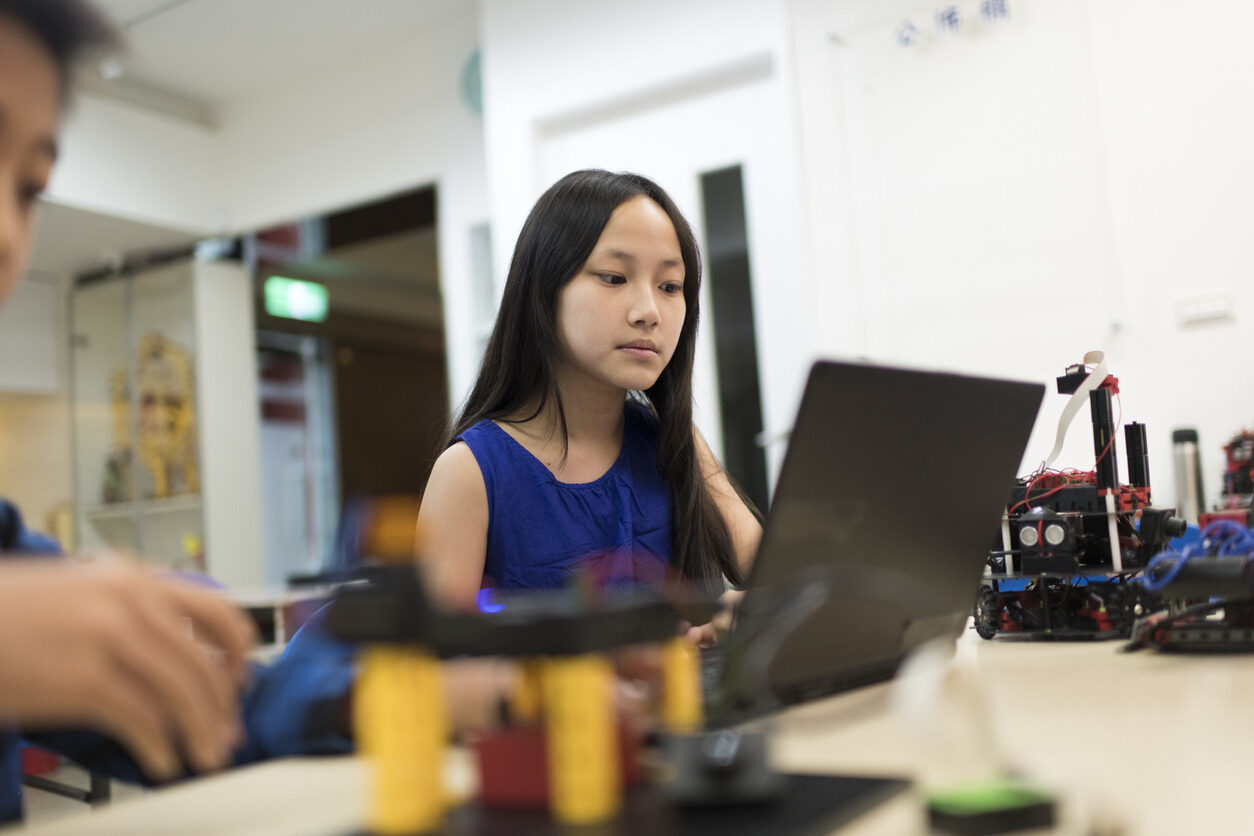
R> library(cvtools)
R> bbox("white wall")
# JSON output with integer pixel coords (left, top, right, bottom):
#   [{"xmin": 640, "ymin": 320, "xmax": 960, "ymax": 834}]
[
  {"xmin": 0, "ymin": 391, "xmax": 73, "ymax": 542},
  {"xmin": 1088, "ymin": 0, "xmax": 1254, "ymax": 511},
  {"xmin": 791, "ymin": 0, "xmax": 1254, "ymax": 510},
  {"xmin": 193, "ymin": 260, "xmax": 265, "ymax": 590},
  {"xmin": 0, "ymin": 271, "xmax": 70, "ymax": 537},
  {"xmin": 0, "ymin": 272, "xmax": 72, "ymax": 539},
  {"xmin": 216, "ymin": 12, "xmax": 485, "ymax": 233},
  {"xmin": 50, "ymin": 95, "xmax": 223, "ymax": 233}
]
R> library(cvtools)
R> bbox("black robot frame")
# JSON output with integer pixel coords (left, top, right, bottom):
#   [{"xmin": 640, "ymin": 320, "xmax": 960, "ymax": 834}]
[{"xmin": 975, "ymin": 363, "xmax": 1186, "ymax": 640}]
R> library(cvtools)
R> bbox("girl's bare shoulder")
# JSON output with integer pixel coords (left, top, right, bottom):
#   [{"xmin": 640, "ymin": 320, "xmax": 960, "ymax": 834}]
[{"xmin": 425, "ymin": 441, "xmax": 486, "ymax": 503}]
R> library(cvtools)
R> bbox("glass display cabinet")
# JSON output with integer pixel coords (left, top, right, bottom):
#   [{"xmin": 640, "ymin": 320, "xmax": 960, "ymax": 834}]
[{"xmin": 70, "ymin": 257, "xmax": 265, "ymax": 591}]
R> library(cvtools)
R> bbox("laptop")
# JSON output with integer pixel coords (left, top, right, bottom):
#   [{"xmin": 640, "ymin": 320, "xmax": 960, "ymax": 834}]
[{"xmin": 707, "ymin": 359, "xmax": 1044, "ymax": 725}]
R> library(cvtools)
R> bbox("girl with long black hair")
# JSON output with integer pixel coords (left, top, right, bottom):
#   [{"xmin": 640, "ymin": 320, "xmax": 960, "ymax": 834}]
[{"xmin": 417, "ymin": 170, "xmax": 760, "ymax": 629}]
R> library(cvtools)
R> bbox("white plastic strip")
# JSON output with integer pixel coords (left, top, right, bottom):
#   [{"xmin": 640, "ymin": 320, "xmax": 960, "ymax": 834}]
[
  {"xmin": 1000, "ymin": 514, "xmax": 1014, "ymax": 574},
  {"xmin": 1105, "ymin": 491, "xmax": 1122, "ymax": 572},
  {"xmin": 1041, "ymin": 350, "xmax": 1109, "ymax": 470}
]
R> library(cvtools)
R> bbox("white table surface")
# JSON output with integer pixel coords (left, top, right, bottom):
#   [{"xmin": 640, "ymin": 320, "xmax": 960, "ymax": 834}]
[{"xmin": 15, "ymin": 626, "xmax": 1253, "ymax": 835}]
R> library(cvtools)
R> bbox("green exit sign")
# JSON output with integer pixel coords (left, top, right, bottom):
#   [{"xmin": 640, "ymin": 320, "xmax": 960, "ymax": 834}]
[{"xmin": 265, "ymin": 276, "xmax": 328, "ymax": 322}]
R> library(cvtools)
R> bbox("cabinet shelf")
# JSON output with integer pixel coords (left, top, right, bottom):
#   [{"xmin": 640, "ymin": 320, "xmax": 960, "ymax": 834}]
[{"xmin": 83, "ymin": 495, "xmax": 202, "ymax": 521}]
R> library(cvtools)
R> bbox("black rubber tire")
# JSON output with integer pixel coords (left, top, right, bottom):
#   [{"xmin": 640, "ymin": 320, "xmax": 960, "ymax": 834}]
[{"xmin": 974, "ymin": 586, "xmax": 1001, "ymax": 639}]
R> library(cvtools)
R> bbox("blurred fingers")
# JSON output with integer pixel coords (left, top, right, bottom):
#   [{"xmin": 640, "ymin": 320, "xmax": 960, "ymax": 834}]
[
  {"xmin": 685, "ymin": 623, "xmax": 718, "ymax": 647},
  {"xmin": 112, "ymin": 599, "xmax": 237, "ymax": 773},
  {"xmin": 84, "ymin": 671, "xmax": 181, "ymax": 782},
  {"xmin": 158, "ymin": 580, "xmax": 257, "ymax": 683},
  {"xmin": 614, "ymin": 677, "xmax": 652, "ymax": 724}
]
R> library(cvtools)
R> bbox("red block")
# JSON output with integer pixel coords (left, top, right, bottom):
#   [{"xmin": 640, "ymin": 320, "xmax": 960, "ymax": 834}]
[
  {"xmin": 1199, "ymin": 509, "xmax": 1251, "ymax": 528},
  {"xmin": 21, "ymin": 747, "xmax": 58, "ymax": 776},
  {"xmin": 474, "ymin": 719, "xmax": 641, "ymax": 809}
]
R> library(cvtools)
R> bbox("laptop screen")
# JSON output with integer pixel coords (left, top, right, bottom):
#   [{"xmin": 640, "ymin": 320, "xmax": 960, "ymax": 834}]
[{"xmin": 719, "ymin": 360, "xmax": 1043, "ymax": 716}]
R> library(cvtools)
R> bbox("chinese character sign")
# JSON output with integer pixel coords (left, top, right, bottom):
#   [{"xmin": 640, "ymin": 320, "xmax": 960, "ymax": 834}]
[
  {"xmin": 981, "ymin": 0, "xmax": 1010, "ymax": 21},
  {"xmin": 936, "ymin": 6, "xmax": 961, "ymax": 32}
]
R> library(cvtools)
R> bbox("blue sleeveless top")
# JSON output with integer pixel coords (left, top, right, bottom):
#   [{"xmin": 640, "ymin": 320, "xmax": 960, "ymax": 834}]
[{"xmin": 457, "ymin": 401, "xmax": 672, "ymax": 590}]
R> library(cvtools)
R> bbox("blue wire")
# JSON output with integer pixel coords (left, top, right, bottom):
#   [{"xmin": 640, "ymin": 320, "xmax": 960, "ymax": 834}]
[{"xmin": 1139, "ymin": 521, "xmax": 1254, "ymax": 594}]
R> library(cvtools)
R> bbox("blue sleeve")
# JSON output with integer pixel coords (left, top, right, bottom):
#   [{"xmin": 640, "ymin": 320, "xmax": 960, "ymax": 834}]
[
  {"xmin": 0, "ymin": 498, "xmax": 61, "ymax": 556},
  {"xmin": 233, "ymin": 603, "xmax": 357, "ymax": 762}
]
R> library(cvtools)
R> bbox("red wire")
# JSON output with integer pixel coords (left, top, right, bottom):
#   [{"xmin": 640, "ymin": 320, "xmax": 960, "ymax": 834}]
[
  {"xmin": 1016, "ymin": 481, "xmax": 1069, "ymax": 512},
  {"xmin": 1012, "ymin": 373, "xmax": 1124, "ymax": 515},
  {"xmin": 1011, "ymin": 467, "xmax": 1101, "ymax": 514},
  {"xmin": 1010, "ymin": 471, "xmax": 1043, "ymax": 514}
]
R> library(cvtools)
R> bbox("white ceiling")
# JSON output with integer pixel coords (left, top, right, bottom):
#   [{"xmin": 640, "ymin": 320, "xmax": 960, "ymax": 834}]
[{"xmin": 91, "ymin": 0, "xmax": 470, "ymax": 109}]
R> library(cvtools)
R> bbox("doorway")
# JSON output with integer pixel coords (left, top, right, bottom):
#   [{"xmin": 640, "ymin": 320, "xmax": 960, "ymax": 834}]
[{"xmin": 250, "ymin": 185, "xmax": 447, "ymax": 578}]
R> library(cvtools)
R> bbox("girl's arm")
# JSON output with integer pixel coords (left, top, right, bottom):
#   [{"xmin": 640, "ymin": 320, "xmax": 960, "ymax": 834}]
[
  {"xmin": 694, "ymin": 429, "xmax": 763, "ymax": 575},
  {"xmin": 415, "ymin": 442, "xmax": 489, "ymax": 611}
]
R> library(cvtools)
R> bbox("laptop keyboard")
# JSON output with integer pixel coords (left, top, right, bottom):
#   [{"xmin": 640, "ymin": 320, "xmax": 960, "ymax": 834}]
[{"xmin": 700, "ymin": 645, "xmax": 724, "ymax": 698}]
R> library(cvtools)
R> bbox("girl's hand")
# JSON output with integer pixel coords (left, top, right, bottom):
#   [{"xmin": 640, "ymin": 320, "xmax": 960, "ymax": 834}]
[
  {"xmin": 442, "ymin": 650, "xmax": 659, "ymax": 735},
  {"xmin": 683, "ymin": 589, "xmax": 745, "ymax": 647},
  {"xmin": 442, "ymin": 657, "xmax": 519, "ymax": 734}
]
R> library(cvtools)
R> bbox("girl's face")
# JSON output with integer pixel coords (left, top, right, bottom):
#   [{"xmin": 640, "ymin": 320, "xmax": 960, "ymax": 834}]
[{"xmin": 555, "ymin": 195, "xmax": 687, "ymax": 397}]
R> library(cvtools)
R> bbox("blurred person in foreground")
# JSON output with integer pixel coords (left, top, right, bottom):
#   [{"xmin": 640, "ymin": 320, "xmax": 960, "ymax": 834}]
[
  {"xmin": 0, "ymin": 1, "xmax": 567, "ymax": 822},
  {"xmin": 0, "ymin": 0, "xmax": 260, "ymax": 820}
]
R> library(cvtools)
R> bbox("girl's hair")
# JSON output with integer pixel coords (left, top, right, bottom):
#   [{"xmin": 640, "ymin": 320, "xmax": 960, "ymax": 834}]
[
  {"xmin": 448, "ymin": 169, "xmax": 745, "ymax": 588},
  {"xmin": 0, "ymin": 0, "xmax": 120, "ymax": 103}
]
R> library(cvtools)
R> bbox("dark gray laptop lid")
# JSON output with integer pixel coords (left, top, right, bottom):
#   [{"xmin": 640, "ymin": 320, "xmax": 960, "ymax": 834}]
[{"xmin": 722, "ymin": 359, "xmax": 1044, "ymax": 714}]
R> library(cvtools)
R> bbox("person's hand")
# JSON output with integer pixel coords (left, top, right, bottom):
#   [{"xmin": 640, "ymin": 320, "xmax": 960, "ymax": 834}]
[
  {"xmin": 439, "ymin": 649, "xmax": 663, "ymax": 736},
  {"xmin": 683, "ymin": 589, "xmax": 745, "ymax": 647},
  {"xmin": 0, "ymin": 559, "xmax": 256, "ymax": 780},
  {"xmin": 442, "ymin": 658, "xmax": 518, "ymax": 734}
]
